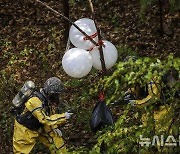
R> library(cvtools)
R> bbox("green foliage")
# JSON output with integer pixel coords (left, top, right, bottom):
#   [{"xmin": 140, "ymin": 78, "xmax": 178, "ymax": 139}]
[
  {"xmin": 94, "ymin": 54, "xmax": 179, "ymax": 103},
  {"xmin": 71, "ymin": 146, "xmax": 89, "ymax": 154},
  {"xmin": 88, "ymin": 54, "xmax": 180, "ymax": 153}
]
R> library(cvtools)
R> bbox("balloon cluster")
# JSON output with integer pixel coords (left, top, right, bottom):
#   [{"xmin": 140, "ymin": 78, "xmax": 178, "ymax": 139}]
[{"xmin": 62, "ymin": 18, "xmax": 118, "ymax": 78}]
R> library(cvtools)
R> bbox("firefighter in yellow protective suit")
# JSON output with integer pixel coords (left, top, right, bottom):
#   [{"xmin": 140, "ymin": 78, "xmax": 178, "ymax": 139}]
[
  {"xmin": 123, "ymin": 56, "xmax": 178, "ymax": 134},
  {"xmin": 13, "ymin": 77, "xmax": 73, "ymax": 154},
  {"xmin": 124, "ymin": 78, "xmax": 171, "ymax": 133}
]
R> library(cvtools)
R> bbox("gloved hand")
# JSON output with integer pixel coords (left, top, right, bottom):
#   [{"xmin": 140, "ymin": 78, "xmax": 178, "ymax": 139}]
[
  {"xmin": 111, "ymin": 99, "xmax": 119, "ymax": 105},
  {"xmin": 64, "ymin": 112, "xmax": 73, "ymax": 119},
  {"xmin": 128, "ymin": 100, "xmax": 136, "ymax": 106},
  {"xmin": 123, "ymin": 91, "xmax": 135, "ymax": 101},
  {"xmin": 53, "ymin": 128, "xmax": 62, "ymax": 137}
]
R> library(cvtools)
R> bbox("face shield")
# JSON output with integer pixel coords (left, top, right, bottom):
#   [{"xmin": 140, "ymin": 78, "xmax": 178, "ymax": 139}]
[{"xmin": 48, "ymin": 93, "xmax": 60, "ymax": 105}]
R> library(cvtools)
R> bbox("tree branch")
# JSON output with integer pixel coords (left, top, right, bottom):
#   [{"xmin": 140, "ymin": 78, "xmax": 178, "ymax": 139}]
[{"xmin": 88, "ymin": 0, "xmax": 107, "ymax": 73}]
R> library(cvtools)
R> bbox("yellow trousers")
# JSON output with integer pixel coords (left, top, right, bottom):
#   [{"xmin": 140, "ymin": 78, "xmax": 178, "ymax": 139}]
[
  {"xmin": 13, "ymin": 120, "xmax": 68, "ymax": 154},
  {"xmin": 141, "ymin": 105, "xmax": 173, "ymax": 153},
  {"xmin": 142, "ymin": 105, "xmax": 172, "ymax": 134}
]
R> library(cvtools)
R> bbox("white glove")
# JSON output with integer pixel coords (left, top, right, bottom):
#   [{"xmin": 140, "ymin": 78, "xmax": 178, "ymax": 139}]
[
  {"xmin": 123, "ymin": 91, "xmax": 135, "ymax": 101},
  {"xmin": 64, "ymin": 112, "xmax": 73, "ymax": 119},
  {"xmin": 53, "ymin": 128, "xmax": 62, "ymax": 137},
  {"xmin": 128, "ymin": 100, "xmax": 136, "ymax": 106}
]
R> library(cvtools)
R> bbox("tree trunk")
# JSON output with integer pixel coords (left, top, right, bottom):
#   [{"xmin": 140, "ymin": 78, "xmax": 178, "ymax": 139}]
[{"xmin": 62, "ymin": 0, "xmax": 69, "ymax": 42}]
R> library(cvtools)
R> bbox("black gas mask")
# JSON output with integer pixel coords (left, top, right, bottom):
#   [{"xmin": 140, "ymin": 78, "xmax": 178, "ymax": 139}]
[{"xmin": 48, "ymin": 93, "xmax": 60, "ymax": 105}]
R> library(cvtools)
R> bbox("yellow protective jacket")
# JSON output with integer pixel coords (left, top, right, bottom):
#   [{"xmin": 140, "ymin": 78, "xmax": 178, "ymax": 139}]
[
  {"xmin": 25, "ymin": 96, "xmax": 66, "ymax": 127},
  {"xmin": 131, "ymin": 81, "xmax": 161, "ymax": 108},
  {"xmin": 13, "ymin": 95, "xmax": 68, "ymax": 154},
  {"xmin": 128, "ymin": 80, "xmax": 172, "ymax": 134}
]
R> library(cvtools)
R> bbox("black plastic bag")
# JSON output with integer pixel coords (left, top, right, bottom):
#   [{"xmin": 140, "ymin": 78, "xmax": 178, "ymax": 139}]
[{"xmin": 90, "ymin": 100, "xmax": 114, "ymax": 132}]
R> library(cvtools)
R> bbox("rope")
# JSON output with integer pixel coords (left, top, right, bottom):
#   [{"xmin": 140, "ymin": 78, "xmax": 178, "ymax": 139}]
[
  {"xmin": 88, "ymin": 47, "xmax": 94, "ymax": 52},
  {"xmin": 87, "ymin": 39, "xmax": 105, "ymax": 52},
  {"xmin": 98, "ymin": 40, "xmax": 105, "ymax": 47},
  {"xmin": 83, "ymin": 32, "xmax": 98, "ymax": 40}
]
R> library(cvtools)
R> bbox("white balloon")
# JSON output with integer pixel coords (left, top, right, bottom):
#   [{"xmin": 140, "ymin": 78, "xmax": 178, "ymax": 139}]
[
  {"xmin": 90, "ymin": 40, "xmax": 118, "ymax": 70},
  {"xmin": 69, "ymin": 18, "xmax": 98, "ymax": 50},
  {"xmin": 62, "ymin": 48, "xmax": 92, "ymax": 78}
]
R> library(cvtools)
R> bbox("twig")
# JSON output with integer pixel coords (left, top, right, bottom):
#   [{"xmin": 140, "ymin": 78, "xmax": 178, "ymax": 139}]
[{"xmin": 88, "ymin": 0, "xmax": 107, "ymax": 73}]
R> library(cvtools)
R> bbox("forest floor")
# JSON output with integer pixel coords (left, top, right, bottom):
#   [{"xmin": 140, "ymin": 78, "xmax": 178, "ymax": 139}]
[{"xmin": 0, "ymin": 0, "xmax": 179, "ymax": 153}]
